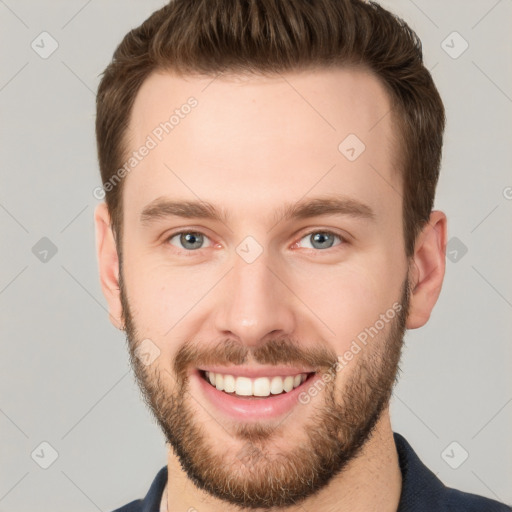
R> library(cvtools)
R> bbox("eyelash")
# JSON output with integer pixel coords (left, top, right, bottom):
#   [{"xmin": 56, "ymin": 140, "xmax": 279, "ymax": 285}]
[{"xmin": 164, "ymin": 229, "xmax": 347, "ymax": 254}]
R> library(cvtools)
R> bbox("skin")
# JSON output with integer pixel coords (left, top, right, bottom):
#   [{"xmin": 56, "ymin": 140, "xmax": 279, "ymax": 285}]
[{"xmin": 95, "ymin": 67, "xmax": 447, "ymax": 511}]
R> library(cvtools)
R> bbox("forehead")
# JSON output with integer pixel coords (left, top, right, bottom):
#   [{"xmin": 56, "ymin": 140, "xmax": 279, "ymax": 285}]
[{"xmin": 122, "ymin": 66, "xmax": 400, "ymax": 225}]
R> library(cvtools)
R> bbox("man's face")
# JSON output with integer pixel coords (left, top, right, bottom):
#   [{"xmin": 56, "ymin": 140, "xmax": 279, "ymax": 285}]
[{"xmin": 116, "ymin": 67, "xmax": 411, "ymax": 508}]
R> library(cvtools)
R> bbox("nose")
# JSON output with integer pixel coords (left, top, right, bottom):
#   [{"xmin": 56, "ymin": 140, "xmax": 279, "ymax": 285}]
[{"xmin": 213, "ymin": 252, "xmax": 297, "ymax": 347}]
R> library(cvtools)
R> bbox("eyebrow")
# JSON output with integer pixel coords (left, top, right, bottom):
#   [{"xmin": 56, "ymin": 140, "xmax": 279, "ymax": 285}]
[{"xmin": 139, "ymin": 195, "xmax": 376, "ymax": 227}]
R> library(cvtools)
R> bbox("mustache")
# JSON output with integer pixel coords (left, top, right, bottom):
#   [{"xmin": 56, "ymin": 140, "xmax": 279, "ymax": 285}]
[{"xmin": 173, "ymin": 336, "xmax": 339, "ymax": 383}]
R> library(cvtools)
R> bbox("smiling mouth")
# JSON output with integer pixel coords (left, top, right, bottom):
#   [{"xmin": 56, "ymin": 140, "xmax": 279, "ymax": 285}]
[{"xmin": 198, "ymin": 369, "xmax": 316, "ymax": 399}]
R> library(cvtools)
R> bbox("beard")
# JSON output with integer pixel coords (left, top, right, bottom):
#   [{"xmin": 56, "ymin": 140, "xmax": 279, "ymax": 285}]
[{"xmin": 119, "ymin": 266, "xmax": 411, "ymax": 510}]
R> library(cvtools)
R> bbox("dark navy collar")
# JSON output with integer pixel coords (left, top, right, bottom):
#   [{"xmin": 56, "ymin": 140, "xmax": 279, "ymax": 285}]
[{"xmin": 394, "ymin": 431, "xmax": 446, "ymax": 510}]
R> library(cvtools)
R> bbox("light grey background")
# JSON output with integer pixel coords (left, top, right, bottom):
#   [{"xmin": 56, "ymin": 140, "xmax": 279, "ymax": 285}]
[{"xmin": 0, "ymin": 1, "xmax": 511, "ymax": 511}]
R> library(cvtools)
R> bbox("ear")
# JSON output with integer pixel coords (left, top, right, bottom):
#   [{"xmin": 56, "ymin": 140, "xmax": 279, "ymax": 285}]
[
  {"xmin": 406, "ymin": 210, "xmax": 447, "ymax": 329},
  {"xmin": 94, "ymin": 202, "xmax": 124, "ymax": 330}
]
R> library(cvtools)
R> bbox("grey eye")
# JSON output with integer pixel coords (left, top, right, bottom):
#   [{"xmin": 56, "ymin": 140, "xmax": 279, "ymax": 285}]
[
  {"xmin": 169, "ymin": 232, "xmax": 210, "ymax": 250},
  {"xmin": 299, "ymin": 231, "xmax": 342, "ymax": 250}
]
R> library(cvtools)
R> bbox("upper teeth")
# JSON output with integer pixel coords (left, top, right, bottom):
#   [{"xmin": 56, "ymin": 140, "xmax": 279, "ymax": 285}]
[{"xmin": 205, "ymin": 371, "xmax": 309, "ymax": 397}]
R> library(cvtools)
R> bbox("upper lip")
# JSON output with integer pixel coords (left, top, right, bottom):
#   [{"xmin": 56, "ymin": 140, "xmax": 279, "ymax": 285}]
[{"xmin": 196, "ymin": 365, "xmax": 316, "ymax": 378}]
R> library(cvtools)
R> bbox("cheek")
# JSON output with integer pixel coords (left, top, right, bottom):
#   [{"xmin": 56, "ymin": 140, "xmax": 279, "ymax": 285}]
[
  {"xmin": 123, "ymin": 257, "xmax": 216, "ymax": 337},
  {"xmin": 290, "ymin": 258, "xmax": 401, "ymax": 349}
]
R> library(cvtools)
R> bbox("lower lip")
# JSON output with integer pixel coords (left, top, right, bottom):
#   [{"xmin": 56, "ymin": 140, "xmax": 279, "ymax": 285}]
[{"xmin": 192, "ymin": 370, "xmax": 319, "ymax": 421}]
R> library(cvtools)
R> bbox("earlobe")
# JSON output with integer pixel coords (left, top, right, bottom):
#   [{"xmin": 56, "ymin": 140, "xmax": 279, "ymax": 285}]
[
  {"xmin": 406, "ymin": 210, "xmax": 447, "ymax": 329},
  {"xmin": 94, "ymin": 203, "xmax": 124, "ymax": 330}
]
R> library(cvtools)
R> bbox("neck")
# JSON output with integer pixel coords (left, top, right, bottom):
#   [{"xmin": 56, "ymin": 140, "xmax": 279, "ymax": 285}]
[{"xmin": 163, "ymin": 409, "xmax": 402, "ymax": 512}]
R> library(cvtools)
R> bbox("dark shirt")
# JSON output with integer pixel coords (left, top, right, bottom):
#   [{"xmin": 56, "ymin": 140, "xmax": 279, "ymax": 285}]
[{"xmin": 112, "ymin": 432, "xmax": 511, "ymax": 511}]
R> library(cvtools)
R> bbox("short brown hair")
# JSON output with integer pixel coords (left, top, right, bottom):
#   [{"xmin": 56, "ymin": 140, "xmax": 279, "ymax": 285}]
[{"xmin": 96, "ymin": 0, "xmax": 445, "ymax": 259}]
